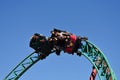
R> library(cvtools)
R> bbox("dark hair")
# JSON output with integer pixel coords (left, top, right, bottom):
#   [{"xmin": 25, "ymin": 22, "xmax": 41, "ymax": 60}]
[
  {"xmin": 53, "ymin": 28, "xmax": 66, "ymax": 32},
  {"xmin": 34, "ymin": 33, "xmax": 40, "ymax": 36}
]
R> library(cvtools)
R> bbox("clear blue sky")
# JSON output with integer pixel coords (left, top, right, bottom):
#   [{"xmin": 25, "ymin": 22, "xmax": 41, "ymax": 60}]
[{"xmin": 0, "ymin": 0, "xmax": 120, "ymax": 80}]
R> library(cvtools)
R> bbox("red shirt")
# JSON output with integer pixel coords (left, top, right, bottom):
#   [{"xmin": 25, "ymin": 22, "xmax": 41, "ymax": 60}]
[{"xmin": 65, "ymin": 34, "xmax": 77, "ymax": 53}]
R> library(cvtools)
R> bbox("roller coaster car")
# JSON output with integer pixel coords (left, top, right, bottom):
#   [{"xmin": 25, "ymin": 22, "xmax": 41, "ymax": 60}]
[
  {"xmin": 30, "ymin": 33, "xmax": 53, "ymax": 59},
  {"xmin": 54, "ymin": 34, "xmax": 88, "ymax": 56},
  {"xmin": 30, "ymin": 33, "xmax": 88, "ymax": 60},
  {"xmin": 50, "ymin": 28, "xmax": 88, "ymax": 56}
]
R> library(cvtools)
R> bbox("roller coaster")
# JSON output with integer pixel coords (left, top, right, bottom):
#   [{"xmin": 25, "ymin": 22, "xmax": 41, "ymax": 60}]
[{"xmin": 4, "ymin": 29, "xmax": 117, "ymax": 80}]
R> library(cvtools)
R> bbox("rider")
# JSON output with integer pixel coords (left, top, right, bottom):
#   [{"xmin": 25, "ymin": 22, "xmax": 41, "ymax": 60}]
[{"xmin": 50, "ymin": 28, "xmax": 70, "ymax": 55}]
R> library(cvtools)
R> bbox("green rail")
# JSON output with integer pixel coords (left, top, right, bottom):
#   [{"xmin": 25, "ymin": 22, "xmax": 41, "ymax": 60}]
[
  {"xmin": 4, "ymin": 41, "xmax": 117, "ymax": 80},
  {"xmin": 4, "ymin": 51, "xmax": 40, "ymax": 80},
  {"xmin": 81, "ymin": 41, "xmax": 117, "ymax": 80}
]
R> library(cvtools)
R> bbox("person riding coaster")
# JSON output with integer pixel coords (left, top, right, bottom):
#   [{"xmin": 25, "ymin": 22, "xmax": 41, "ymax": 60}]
[{"xmin": 29, "ymin": 29, "xmax": 88, "ymax": 60}]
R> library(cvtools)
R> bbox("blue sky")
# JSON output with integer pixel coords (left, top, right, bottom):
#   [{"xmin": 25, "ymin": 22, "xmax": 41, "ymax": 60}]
[{"xmin": 0, "ymin": 0, "xmax": 120, "ymax": 80}]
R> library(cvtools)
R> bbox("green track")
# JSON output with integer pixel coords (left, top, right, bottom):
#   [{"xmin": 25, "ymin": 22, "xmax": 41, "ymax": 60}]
[
  {"xmin": 81, "ymin": 41, "xmax": 117, "ymax": 80},
  {"xmin": 4, "ymin": 41, "xmax": 117, "ymax": 80}
]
